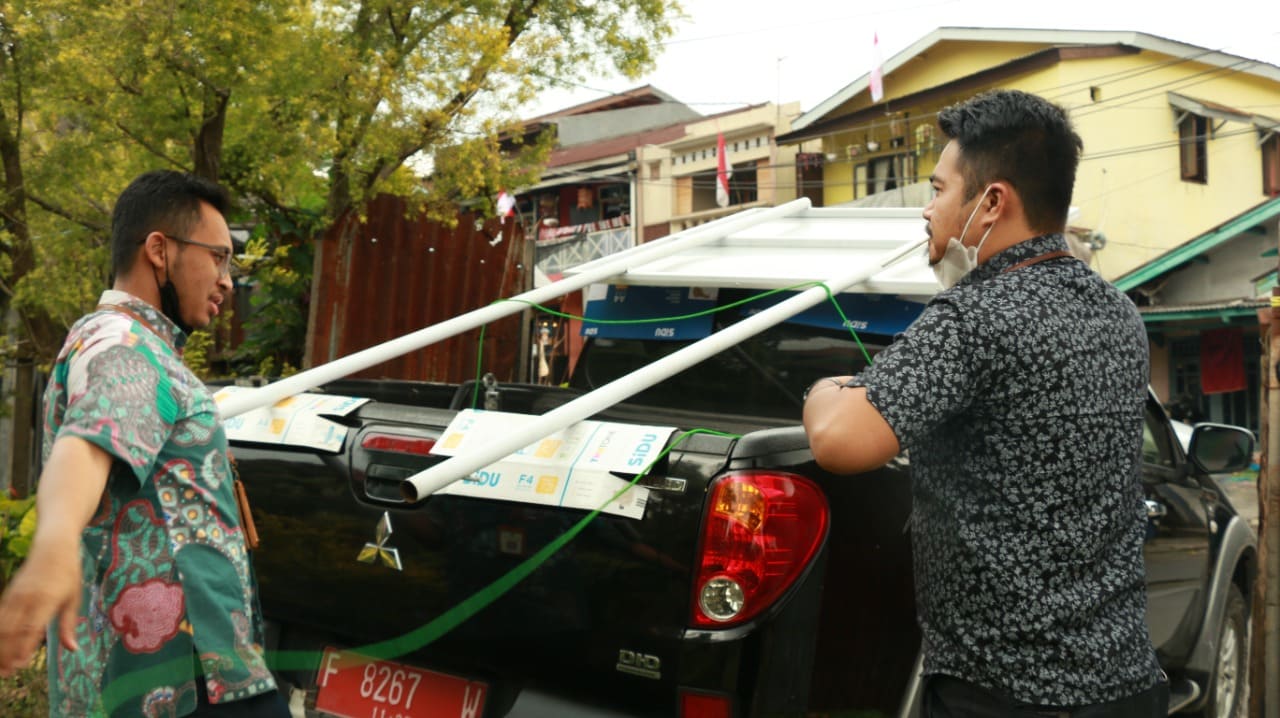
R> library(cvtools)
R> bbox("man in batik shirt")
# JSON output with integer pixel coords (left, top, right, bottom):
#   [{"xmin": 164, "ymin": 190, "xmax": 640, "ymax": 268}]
[
  {"xmin": 0, "ymin": 171, "xmax": 289, "ymax": 717},
  {"xmin": 803, "ymin": 91, "xmax": 1166, "ymax": 716}
]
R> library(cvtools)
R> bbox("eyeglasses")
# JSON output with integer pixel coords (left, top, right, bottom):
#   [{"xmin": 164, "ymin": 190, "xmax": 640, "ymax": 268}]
[{"xmin": 161, "ymin": 234, "xmax": 234, "ymax": 277}]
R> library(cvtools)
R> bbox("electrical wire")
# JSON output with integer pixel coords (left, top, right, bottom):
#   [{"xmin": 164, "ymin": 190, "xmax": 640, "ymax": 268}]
[
  {"xmin": 658, "ymin": 0, "xmax": 961, "ymax": 47},
  {"xmin": 525, "ymin": 121, "xmax": 1264, "ymax": 194},
  {"xmin": 527, "ymin": 29, "xmax": 1279, "ymax": 137},
  {"xmin": 505, "ymin": 37, "xmax": 1280, "ymax": 235},
  {"xmin": 532, "ymin": 54, "xmax": 1277, "ymax": 194}
]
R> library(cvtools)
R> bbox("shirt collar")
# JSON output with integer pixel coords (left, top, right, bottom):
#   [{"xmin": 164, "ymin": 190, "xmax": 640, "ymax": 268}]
[
  {"xmin": 98, "ymin": 289, "xmax": 188, "ymax": 351},
  {"xmin": 960, "ymin": 233, "xmax": 1072, "ymax": 286}
]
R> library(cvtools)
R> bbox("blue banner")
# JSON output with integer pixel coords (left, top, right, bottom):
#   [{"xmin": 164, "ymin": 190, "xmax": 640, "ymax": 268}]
[
  {"xmin": 582, "ymin": 285, "xmax": 718, "ymax": 341},
  {"xmin": 582, "ymin": 285, "xmax": 926, "ymax": 340},
  {"xmin": 736, "ymin": 290, "xmax": 926, "ymax": 337}
]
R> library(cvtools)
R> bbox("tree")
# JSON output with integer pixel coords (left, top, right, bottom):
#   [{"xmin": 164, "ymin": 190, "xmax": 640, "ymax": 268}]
[
  {"xmin": 293, "ymin": 0, "xmax": 679, "ymax": 364},
  {"xmin": 0, "ymin": 0, "xmax": 678, "ymax": 490},
  {"xmin": 0, "ymin": 1, "xmax": 61, "ymax": 496}
]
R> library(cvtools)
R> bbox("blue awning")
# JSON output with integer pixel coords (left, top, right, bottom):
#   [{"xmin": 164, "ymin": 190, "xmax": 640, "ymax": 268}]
[{"xmin": 583, "ymin": 284, "xmax": 926, "ymax": 340}]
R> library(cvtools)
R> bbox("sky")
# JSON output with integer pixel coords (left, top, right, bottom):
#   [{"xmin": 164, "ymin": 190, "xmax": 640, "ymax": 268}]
[{"xmin": 521, "ymin": 0, "xmax": 1280, "ymax": 119}]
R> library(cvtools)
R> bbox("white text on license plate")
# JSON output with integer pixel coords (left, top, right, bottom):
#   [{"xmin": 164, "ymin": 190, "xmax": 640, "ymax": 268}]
[{"xmin": 315, "ymin": 647, "xmax": 487, "ymax": 718}]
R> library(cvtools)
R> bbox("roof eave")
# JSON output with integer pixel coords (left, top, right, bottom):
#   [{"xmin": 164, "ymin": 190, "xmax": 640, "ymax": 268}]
[
  {"xmin": 791, "ymin": 27, "xmax": 1280, "ymax": 133},
  {"xmin": 779, "ymin": 45, "xmax": 1094, "ymax": 145},
  {"xmin": 1114, "ymin": 197, "xmax": 1280, "ymax": 292}
]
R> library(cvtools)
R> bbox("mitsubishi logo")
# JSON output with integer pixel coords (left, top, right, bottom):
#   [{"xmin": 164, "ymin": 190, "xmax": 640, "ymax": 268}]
[{"xmin": 356, "ymin": 511, "xmax": 402, "ymax": 571}]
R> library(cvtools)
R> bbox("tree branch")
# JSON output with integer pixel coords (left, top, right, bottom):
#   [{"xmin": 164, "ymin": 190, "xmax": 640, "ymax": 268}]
[
  {"xmin": 229, "ymin": 179, "xmax": 304, "ymax": 222},
  {"xmin": 372, "ymin": 0, "xmax": 541, "ymax": 194},
  {"xmin": 110, "ymin": 70, "xmax": 144, "ymax": 96},
  {"xmin": 26, "ymin": 194, "xmax": 107, "ymax": 233},
  {"xmin": 386, "ymin": 6, "xmax": 407, "ymax": 43},
  {"xmin": 161, "ymin": 53, "xmax": 227, "ymax": 95},
  {"xmin": 114, "ymin": 121, "xmax": 187, "ymax": 170}
]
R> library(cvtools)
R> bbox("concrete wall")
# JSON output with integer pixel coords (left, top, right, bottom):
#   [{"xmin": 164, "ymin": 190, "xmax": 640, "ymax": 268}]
[
  {"xmin": 1156, "ymin": 225, "xmax": 1276, "ymax": 305},
  {"xmin": 1060, "ymin": 57, "xmax": 1280, "ymax": 281}
]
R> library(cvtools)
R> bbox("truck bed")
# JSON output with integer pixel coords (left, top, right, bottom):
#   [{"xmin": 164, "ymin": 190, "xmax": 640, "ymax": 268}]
[{"xmin": 233, "ymin": 378, "xmax": 919, "ymax": 717}]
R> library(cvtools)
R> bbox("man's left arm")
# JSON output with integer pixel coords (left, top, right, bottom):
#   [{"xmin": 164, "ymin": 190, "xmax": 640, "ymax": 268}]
[
  {"xmin": 801, "ymin": 298, "xmax": 979, "ymax": 476},
  {"xmin": 803, "ymin": 379, "xmax": 900, "ymax": 474}
]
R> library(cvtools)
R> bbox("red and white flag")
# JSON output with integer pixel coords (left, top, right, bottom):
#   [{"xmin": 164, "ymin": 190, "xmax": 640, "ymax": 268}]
[
  {"xmin": 869, "ymin": 32, "xmax": 885, "ymax": 102},
  {"xmin": 716, "ymin": 133, "xmax": 732, "ymax": 208},
  {"xmin": 496, "ymin": 190, "xmax": 516, "ymax": 220}
]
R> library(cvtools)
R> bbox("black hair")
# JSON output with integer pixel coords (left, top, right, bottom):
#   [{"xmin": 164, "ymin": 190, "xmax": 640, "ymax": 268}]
[
  {"xmin": 110, "ymin": 170, "xmax": 230, "ymax": 279},
  {"xmin": 937, "ymin": 89, "xmax": 1082, "ymax": 234}
]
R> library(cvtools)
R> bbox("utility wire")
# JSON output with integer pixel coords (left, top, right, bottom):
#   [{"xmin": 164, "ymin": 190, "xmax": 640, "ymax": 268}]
[
  {"xmin": 527, "ymin": 28, "xmax": 1280, "ymax": 121},
  {"xmin": 514, "ymin": 38, "xmax": 1280, "ymax": 215},
  {"xmin": 526, "ymin": 124, "xmax": 1264, "ymax": 194},
  {"xmin": 658, "ymin": 0, "xmax": 961, "ymax": 46}
]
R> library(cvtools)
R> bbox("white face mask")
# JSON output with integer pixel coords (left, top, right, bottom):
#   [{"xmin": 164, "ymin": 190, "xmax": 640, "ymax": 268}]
[{"xmin": 930, "ymin": 186, "xmax": 996, "ymax": 290}]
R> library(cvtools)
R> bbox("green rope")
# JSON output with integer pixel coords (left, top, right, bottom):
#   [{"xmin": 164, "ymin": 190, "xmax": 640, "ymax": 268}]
[
  {"xmin": 103, "ymin": 428, "xmax": 741, "ymax": 714},
  {"xmin": 105, "ymin": 283, "xmax": 878, "ymax": 712},
  {"xmin": 470, "ymin": 281, "xmax": 875, "ymax": 408}
]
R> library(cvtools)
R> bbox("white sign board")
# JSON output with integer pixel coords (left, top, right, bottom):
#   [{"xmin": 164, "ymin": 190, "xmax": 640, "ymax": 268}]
[
  {"xmin": 215, "ymin": 386, "xmax": 369, "ymax": 452},
  {"xmin": 431, "ymin": 409, "xmax": 676, "ymax": 520}
]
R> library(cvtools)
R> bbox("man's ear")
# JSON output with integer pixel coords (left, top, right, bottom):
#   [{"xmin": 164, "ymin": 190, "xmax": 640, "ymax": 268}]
[
  {"xmin": 984, "ymin": 180, "xmax": 1016, "ymax": 222},
  {"xmin": 141, "ymin": 232, "xmax": 167, "ymax": 270}
]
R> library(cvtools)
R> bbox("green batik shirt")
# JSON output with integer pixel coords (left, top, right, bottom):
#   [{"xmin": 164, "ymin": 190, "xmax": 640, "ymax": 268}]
[{"xmin": 42, "ymin": 290, "xmax": 275, "ymax": 717}]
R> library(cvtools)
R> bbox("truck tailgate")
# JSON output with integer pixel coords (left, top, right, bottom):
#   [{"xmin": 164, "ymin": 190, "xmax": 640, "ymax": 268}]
[{"xmin": 236, "ymin": 411, "xmax": 737, "ymax": 714}]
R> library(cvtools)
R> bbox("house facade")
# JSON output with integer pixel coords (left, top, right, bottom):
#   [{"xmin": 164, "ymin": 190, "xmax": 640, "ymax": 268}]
[
  {"xmin": 777, "ymin": 28, "xmax": 1280, "ymax": 433},
  {"xmin": 515, "ymin": 88, "xmax": 804, "ymax": 279},
  {"xmin": 637, "ymin": 102, "xmax": 804, "ymax": 238}
]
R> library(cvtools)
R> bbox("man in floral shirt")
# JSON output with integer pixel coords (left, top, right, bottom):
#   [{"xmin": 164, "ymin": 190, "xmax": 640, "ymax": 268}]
[{"xmin": 0, "ymin": 171, "xmax": 289, "ymax": 717}]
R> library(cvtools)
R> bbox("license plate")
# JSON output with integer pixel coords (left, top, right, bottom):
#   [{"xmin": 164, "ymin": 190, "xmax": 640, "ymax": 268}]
[{"xmin": 315, "ymin": 648, "xmax": 488, "ymax": 718}]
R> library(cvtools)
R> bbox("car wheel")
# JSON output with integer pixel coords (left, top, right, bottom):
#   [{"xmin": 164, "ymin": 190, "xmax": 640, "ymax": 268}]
[{"xmin": 1196, "ymin": 584, "xmax": 1248, "ymax": 718}]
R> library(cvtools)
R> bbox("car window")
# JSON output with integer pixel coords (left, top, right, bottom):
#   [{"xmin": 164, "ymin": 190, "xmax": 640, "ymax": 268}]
[
  {"xmin": 1142, "ymin": 422, "xmax": 1160, "ymax": 464},
  {"xmin": 572, "ymin": 322, "xmax": 887, "ymax": 420},
  {"xmin": 1142, "ymin": 404, "xmax": 1176, "ymax": 469}
]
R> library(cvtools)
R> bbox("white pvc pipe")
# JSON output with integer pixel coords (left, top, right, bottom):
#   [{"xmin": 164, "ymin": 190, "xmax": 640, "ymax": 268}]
[
  {"xmin": 401, "ymin": 236, "xmax": 928, "ymax": 502},
  {"xmin": 217, "ymin": 198, "xmax": 814, "ymax": 419}
]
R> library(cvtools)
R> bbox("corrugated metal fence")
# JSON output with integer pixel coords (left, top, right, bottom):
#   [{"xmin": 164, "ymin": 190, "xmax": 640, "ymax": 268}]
[{"xmin": 307, "ymin": 195, "xmax": 530, "ymax": 383}]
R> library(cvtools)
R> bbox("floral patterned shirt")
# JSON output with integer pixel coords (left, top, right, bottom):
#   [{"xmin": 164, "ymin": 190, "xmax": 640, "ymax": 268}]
[
  {"xmin": 847, "ymin": 234, "xmax": 1162, "ymax": 705},
  {"xmin": 42, "ymin": 290, "xmax": 275, "ymax": 717}
]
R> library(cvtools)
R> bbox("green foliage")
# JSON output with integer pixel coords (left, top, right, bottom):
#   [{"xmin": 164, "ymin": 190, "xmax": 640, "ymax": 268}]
[
  {"xmin": 0, "ymin": 497, "xmax": 36, "ymax": 584},
  {"xmin": 11, "ymin": 233, "xmax": 109, "ymax": 333},
  {"xmin": 182, "ymin": 329, "xmax": 215, "ymax": 381},
  {"xmin": 0, "ymin": 498, "xmax": 48, "ymax": 713},
  {"xmin": 235, "ymin": 230, "xmax": 314, "ymax": 373},
  {"xmin": 0, "ymin": 0, "xmax": 680, "ymax": 368},
  {"xmin": 0, "ymin": 645, "xmax": 48, "ymax": 717}
]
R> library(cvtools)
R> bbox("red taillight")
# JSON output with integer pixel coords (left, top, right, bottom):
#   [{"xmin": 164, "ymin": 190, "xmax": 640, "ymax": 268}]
[
  {"xmin": 690, "ymin": 471, "xmax": 828, "ymax": 628},
  {"xmin": 679, "ymin": 690, "xmax": 732, "ymax": 718},
  {"xmin": 360, "ymin": 433, "xmax": 436, "ymax": 456}
]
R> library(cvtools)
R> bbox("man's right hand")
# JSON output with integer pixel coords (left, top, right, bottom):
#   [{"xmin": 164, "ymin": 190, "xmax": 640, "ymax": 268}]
[
  {"xmin": 0, "ymin": 534, "xmax": 84, "ymax": 675},
  {"xmin": 0, "ymin": 435, "xmax": 112, "ymax": 676}
]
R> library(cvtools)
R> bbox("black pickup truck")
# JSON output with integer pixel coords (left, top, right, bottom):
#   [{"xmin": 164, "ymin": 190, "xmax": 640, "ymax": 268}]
[{"xmin": 233, "ymin": 316, "xmax": 1258, "ymax": 718}]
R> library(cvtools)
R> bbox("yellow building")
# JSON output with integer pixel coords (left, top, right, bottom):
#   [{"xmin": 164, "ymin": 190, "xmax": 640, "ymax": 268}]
[{"xmin": 778, "ymin": 27, "xmax": 1280, "ymax": 433}]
